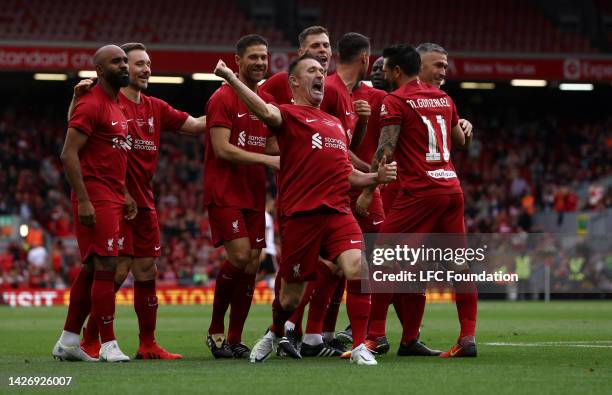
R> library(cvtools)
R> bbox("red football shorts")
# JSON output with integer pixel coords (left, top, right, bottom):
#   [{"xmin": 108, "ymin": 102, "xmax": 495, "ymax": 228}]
[
  {"xmin": 119, "ymin": 208, "xmax": 161, "ymax": 258},
  {"xmin": 381, "ymin": 192, "xmax": 466, "ymax": 233},
  {"xmin": 350, "ymin": 188, "xmax": 385, "ymax": 233},
  {"xmin": 207, "ymin": 205, "xmax": 266, "ymax": 249},
  {"xmin": 279, "ymin": 211, "xmax": 363, "ymax": 283},
  {"xmin": 72, "ymin": 200, "xmax": 123, "ymax": 262}
]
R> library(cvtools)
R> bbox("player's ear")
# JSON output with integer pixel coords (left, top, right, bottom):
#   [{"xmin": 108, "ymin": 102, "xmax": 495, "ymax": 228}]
[
  {"xmin": 235, "ymin": 54, "xmax": 241, "ymax": 68},
  {"xmin": 95, "ymin": 63, "xmax": 103, "ymax": 78},
  {"xmin": 288, "ymin": 74, "xmax": 298, "ymax": 88}
]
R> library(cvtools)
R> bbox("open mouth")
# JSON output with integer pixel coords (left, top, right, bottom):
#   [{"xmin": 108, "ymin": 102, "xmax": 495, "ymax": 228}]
[
  {"xmin": 312, "ymin": 80, "xmax": 323, "ymax": 92},
  {"xmin": 316, "ymin": 55, "xmax": 328, "ymax": 67}
]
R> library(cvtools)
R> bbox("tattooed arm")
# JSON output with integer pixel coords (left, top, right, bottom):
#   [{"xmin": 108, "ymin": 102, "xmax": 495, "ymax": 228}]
[{"xmin": 355, "ymin": 124, "xmax": 401, "ymax": 216}]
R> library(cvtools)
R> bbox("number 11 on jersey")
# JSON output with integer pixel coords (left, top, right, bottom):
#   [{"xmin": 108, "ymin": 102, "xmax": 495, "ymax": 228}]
[{"xmin": 422, "ymin": 115, "xmax": 449, "ymax": 162}]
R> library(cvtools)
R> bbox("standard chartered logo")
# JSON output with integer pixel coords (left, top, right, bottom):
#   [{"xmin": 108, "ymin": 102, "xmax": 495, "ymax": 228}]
[
  {"xmin": 311, "ymin": 132, "xmax": 322, "ymax": 149},
  {"xmin": 238, "ymin": 131, "xmax": 246, "ymax": 146}
]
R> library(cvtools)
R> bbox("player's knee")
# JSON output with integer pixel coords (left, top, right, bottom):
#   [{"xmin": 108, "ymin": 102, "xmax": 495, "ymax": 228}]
[
  {"xmin": 133, "ymin": 258, "xmax": 157, "ymax": 281},
  {"xmin": 94, "ymin": 256, "xmax": 118, "ymax": 272},
  {"xmin": 279, "ymin": 292, "xmax": 300, "ymax": 310},
  {"xmin": 243, "ymin": 259, "xmax": 260, "ymax": 275},
  {"xmin": 114, "ymin": 269, "xmax": 129, "ymax": 286},
  {"xmin": 229, "ymin": 249, "xmax": 252, "ymax": 269}
]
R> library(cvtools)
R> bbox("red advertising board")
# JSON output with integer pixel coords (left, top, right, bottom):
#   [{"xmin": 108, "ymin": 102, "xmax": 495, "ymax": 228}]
[
  {"xmin": 1, "ymin": 45, "xmax": 611, "ymax": 81},
  {"xmin": 1, "ymin": 287, "xmax": 453, "ymax": 307}
]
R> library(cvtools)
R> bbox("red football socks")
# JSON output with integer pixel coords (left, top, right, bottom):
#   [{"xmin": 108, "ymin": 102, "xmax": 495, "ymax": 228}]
[
  {"xmin": 91, "ymin": 270, "xmax": 117, "ymax": 343},
  {"xmin": 83, "ymin": 281, "xmax": 121, "ymax": 343},
  {"xmin": 346, "ymin": 279, "xmax": 371, "ymax": 348},
  {"xmin": 286, "ymin": 280, "xmax": 316, "ymax": 336},
  {"xmin": 271, "ymin": 297, "xmax": 293, "ymax": 337},
  {"xmin": 367, "ymin": 292, "xmax": 394, "ymax": 340},
  {"xmin": 63, "ymin": 267, "xmax": 94, "ymax": 334},
  {"xmin": 208, "ymin": 260, "xmax": 241, "ymax": 335},
  {"xmin": 323, "ymin": 276, "xmax": 345, "ymax": 333},
  {"xmin": 399, "ymin": 292, "xmax": 426, "ymax": 344},
  {"xmin": 227, "ymin": 271, "xmax": 256, "ymax": 344},
  {"xmin": 392, "ymin": 292, "xmax": 404, "ymax": 325},
  {"xmin": 305, "ymin": 263, "xmax": 337, "ymax": 334},
  {"xmin": 134, "ymin": 279, "xmax": 158, "ymax": 346},
  {"xmin": 453, "ymin": 280, "xmax": 478, "ymax": 338}
]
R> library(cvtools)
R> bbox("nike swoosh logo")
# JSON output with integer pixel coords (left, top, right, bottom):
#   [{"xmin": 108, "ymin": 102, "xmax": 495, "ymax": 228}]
[
  {"xmin": 238, "ymin": 113, "xmax": 247, "ymax": 118},
  {"xmin": 449, "ymin": 347, "xmax": 460, "ymax": 357},
  {"xmin": 345, "ymin": 111, "xmax": 352, "ymax": 116},
  {"xmin": 126, "ymin": 119, "xmax": 133, "ymax": 122},
  {"xmin": 111, "ymin": 121, "xmax": 118, "ymax": 125},
  {"xmin": 154, "ymin": 246, "xmax": 161, "ymax": 251},
  {"xmin": 305, "ymin": 119, "xmax": 316, "ymax": 123},
  {"xmin": 222, "ymin": 274, "xmax": 232, "ymax": 280},
  {"xmin": 102, "ymin": 320, "xmax": 113, "ymax": 325},
  {"xmin": 256, "ymin": 237, "xmax": 265, "ymax": 243},
  {"xmin": 373, "ymin": 220, "xmax": 384, "ymax": 225},
  {"xmin": 350, "ymin": 240, "xmax": 362, "ymax": 244}
]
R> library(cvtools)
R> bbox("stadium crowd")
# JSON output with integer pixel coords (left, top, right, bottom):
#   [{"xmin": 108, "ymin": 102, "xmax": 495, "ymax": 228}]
[{"xmin": 1, "ymin": 103, "xmax": 611, "ymax": 290}]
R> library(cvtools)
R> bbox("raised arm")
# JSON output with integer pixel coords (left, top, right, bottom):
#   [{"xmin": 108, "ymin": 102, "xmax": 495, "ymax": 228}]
[{"xmin": 214, "ymin": 60, "xmax": 282, "ymax": 128}]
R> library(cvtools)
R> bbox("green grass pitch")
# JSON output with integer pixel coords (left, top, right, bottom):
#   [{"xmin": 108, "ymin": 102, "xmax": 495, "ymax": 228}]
[{"xmin": 1, "ymin": 301, "xmax": 611, "ymax": 394}]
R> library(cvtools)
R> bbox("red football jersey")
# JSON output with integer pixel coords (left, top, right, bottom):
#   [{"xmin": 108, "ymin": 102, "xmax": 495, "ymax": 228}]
[
  {"xmin": 119, "ymin": 92, "xmax": 188, "ymax": 209},
  {"xmin": 68, "ymin": 84, "xmax": 130, "ymax": 204},
  {"xmin": 273, "ymin": 104, "xmax": 352, "ymax": 217},
  {"xmin": 380, "ymin": 79, "xmax": 461, "ymax": 196},
  {"xmin": 203, "ymin": 84, "xmax": 272, "ymax": 211},
  {"xmin": 320, "ymin": 73, "xmax": 359, "ymax": 143},
  {"xmin": 260, "ymin": 71, "xmax": 293, "ymax": 105},
  {"xmin": 352, "ymin": 83, "xmax": 386, "ymax": 163}
]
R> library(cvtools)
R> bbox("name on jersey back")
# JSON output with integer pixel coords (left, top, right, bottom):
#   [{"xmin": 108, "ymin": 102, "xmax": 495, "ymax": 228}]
[{"xmin": 407, "ymin": 97, "xmax": 452, "ymax": 109}]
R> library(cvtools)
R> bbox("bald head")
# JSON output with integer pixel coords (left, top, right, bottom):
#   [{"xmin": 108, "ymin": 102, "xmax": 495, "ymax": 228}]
[
  {"xmin": 93, "ymin": 45, "xmax": 126, "ymax": 67},
  {"xmin": 92, "ymin": 45, "xmax": 129, "ymax": 90}
]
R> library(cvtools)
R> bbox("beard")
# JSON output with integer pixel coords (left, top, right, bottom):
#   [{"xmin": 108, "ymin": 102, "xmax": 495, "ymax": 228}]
[{"xmin": 107, "ymin": 69, "xmax": 130, "ymax": 89}]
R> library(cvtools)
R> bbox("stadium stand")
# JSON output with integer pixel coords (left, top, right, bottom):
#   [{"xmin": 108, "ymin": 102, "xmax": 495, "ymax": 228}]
[
  {"xmin": 299, "ymin": 0, "xmax": 600, "ymax": 53},
  {"xmin": 2, "ymin": 0, "xmax": 610, "ymax": 52},
  {"xmin": 0, "ymin": 0, "xmax": 290, "ymax": 47}
]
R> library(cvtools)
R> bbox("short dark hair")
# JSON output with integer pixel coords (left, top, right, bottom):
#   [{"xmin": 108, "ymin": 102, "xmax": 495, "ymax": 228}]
[
  {"xmin": 298, "ymin": 26, "xmax": 329, "ymax": 48},
  {"xmin": 337, "ymin": 32, "xmax": 370, "ymax": 64},
  {"xmin": 236, "ymin": 34, "xmax": 268, "ymax": 57},
  {"xmin": 120, "ymin": 42, "xmax": 146, "ymax": 54},
  {"xmin": 416, "ymin": 42, "xmax": 448, "ymax": 55},
  {"xmin": 288, "ymin": 53, "xmax": 322, "ymax": 77},
  {"xmin": 382, "ymin": 44, "xmax": 421, "ymax": 76}
]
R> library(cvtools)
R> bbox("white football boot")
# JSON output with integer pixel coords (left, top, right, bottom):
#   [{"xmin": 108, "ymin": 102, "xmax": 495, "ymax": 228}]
[
  {"xmin": 249, "ymin": 330, "xmax": 278, "ymax": 363},
  {"xmin": 99, "ymin": 340, "xmax": 130, "ymax": 362},
  {"xmin": 350, "ymin": 343, "xmax": 378, "ymax": 366}
]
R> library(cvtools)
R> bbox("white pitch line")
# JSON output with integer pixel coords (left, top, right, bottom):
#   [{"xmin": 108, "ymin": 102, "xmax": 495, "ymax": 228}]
[{"xmin": 484, "ymin": 341, "xmax": 612, "ymax": 348}]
